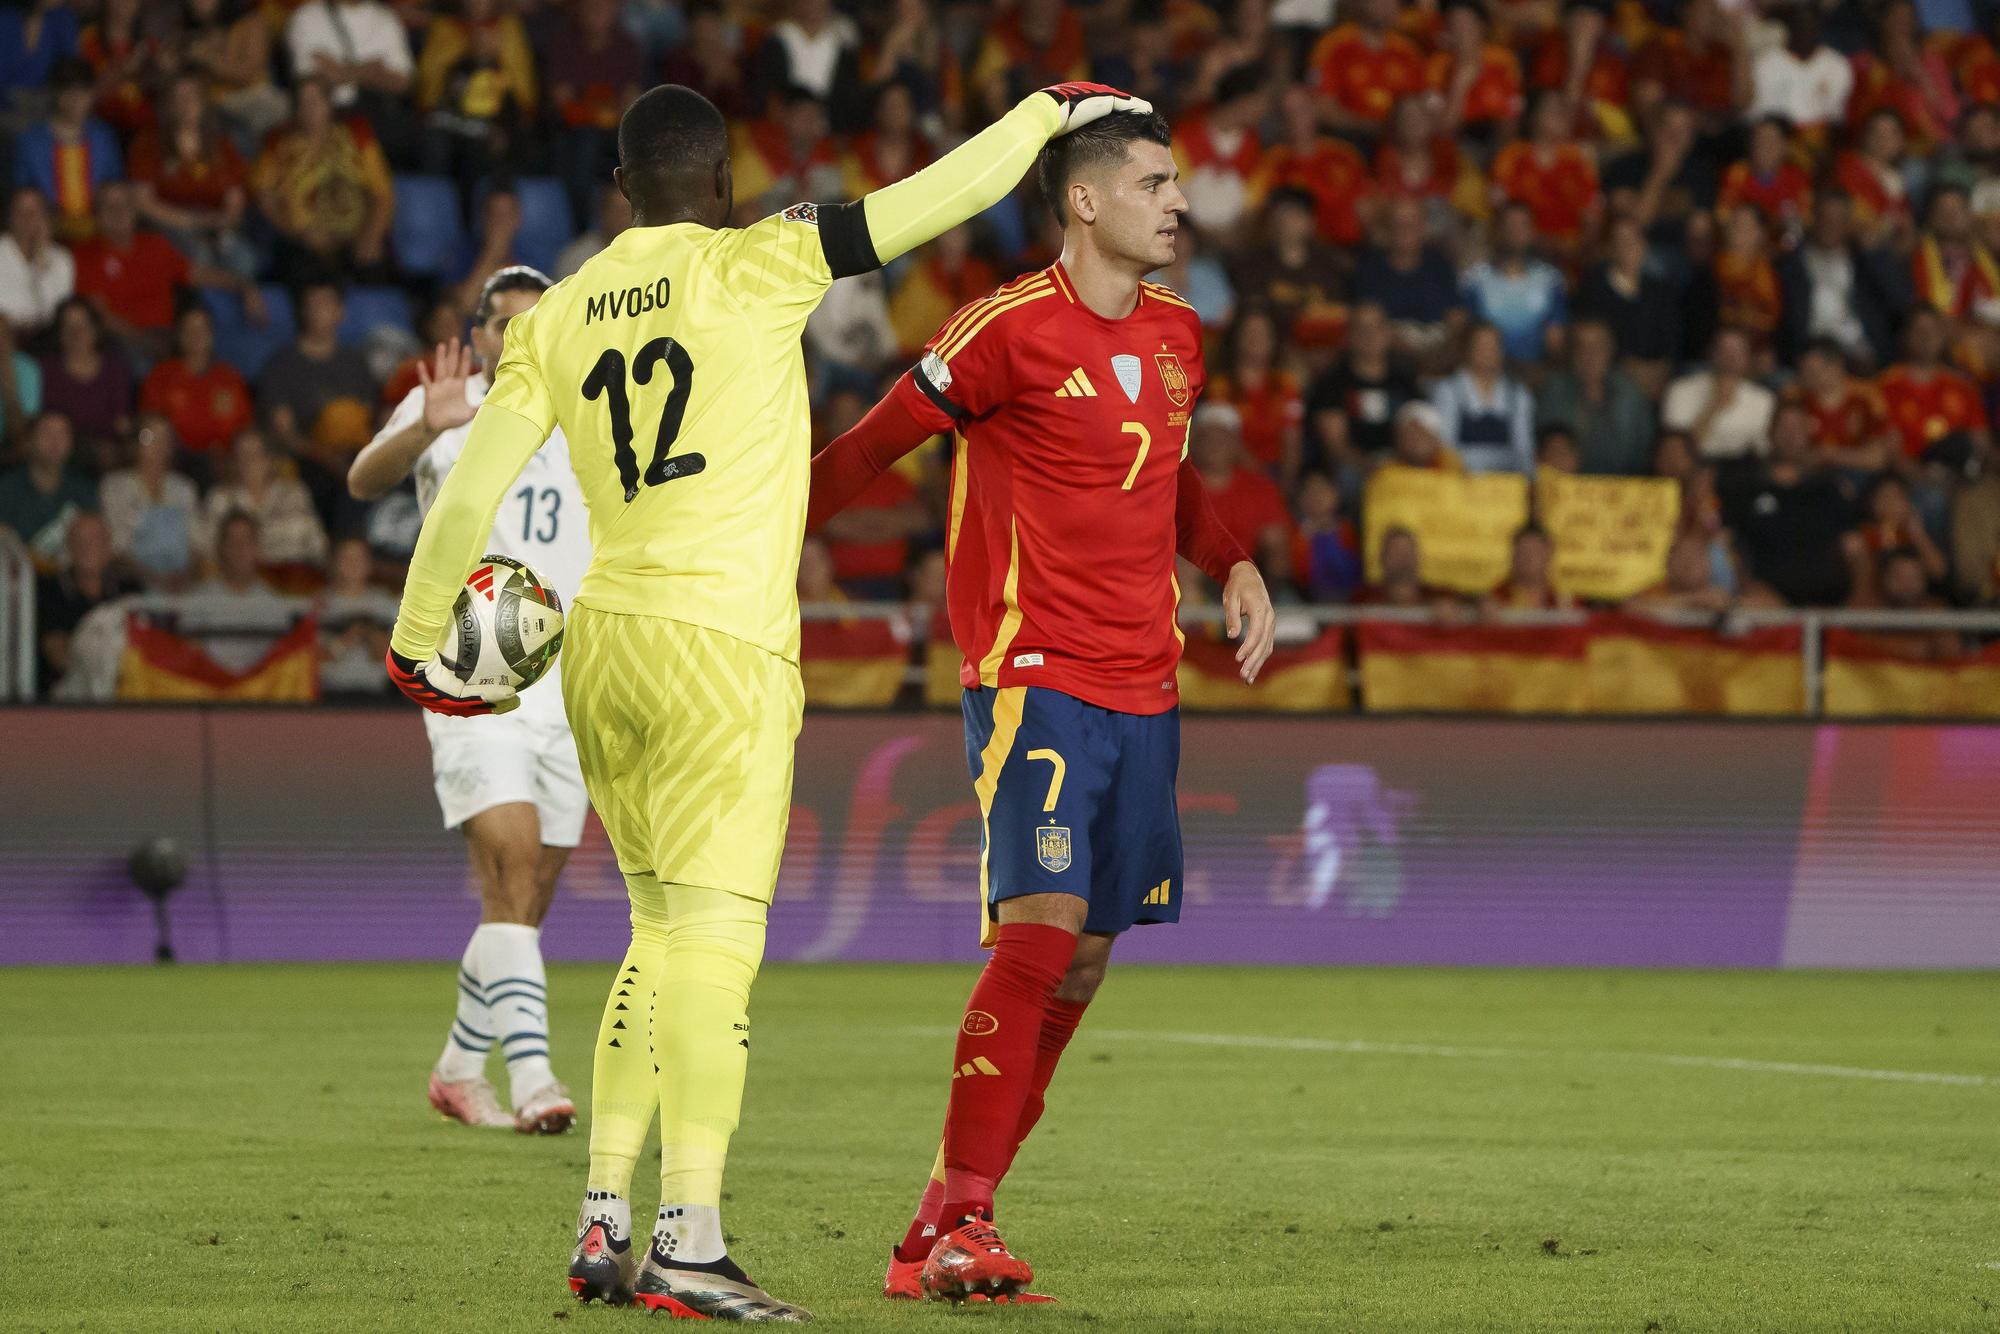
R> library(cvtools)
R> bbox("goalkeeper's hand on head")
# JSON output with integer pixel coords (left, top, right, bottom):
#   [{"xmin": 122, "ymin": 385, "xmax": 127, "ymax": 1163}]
[
  {"xmin": 1034, "ymin": 82, "xmax": 1153, "ymax": 135},
  {"xmin": 385, "ymin": 646, "xmax": 518, "ymax": 717}
]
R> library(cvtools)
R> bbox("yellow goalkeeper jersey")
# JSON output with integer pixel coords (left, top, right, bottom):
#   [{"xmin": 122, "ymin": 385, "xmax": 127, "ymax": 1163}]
[
  {"xmin": 390, "ymin": 90, "xmax": 1076, "ymax": 670},
  {"xmin": 491, "ymin": 213, "xmax": 839, "ymax": 659}
]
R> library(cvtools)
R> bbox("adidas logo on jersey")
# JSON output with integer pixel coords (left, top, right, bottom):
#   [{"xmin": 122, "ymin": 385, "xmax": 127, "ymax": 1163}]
[
  {"xmin": 1053, "ymin": 368, "xmax": 1098, "ymax": 398},
  {"xmin": 953, "ymin": 1057, "xmax": 1002, "ymax": 1079}
]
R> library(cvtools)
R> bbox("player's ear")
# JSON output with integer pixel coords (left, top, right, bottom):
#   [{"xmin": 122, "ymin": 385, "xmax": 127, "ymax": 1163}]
[
  {"xmin": 1068, "ymin": 179, "xmax": 1096, "ymax": 226},
  {"xmin": 613, "ymin": 166, "xmax": 630, "ymax": 204},
  {"xmin": 715, "ymin": 157, "xmax": 732, "ymax": 215}
]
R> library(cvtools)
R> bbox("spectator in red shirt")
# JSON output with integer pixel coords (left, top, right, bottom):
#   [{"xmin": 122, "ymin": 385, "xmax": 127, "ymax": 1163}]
[
  {"xmin": 1792, "ymin": 340, "xmax": 1894, "ymax": 475},
  {"xmin": 139, "ymin": 304, "xmax": 253, "ymax": 469},
  {"xmin": 1835, "ymin": 109, "xmax": 1915, "ymax": 250},
  {"xmin": 1309, "ymin": 0, "xmax": 1425, "ymax": 135},
  {"xmin": 1718, "ymin": 116, "xmax": 1812, "ymax": 235},
  {"xmin": 70, "ymin": 182, "xmax": 260, "ymax": 362},
  {"xmin": 1371, "ymin": 95, "xmax": 1485, "ymax": 237},
  {"xmin": 1211, "ymin": 308, "xmax": 1305, "ymax": 483},
  {"xmin": 1430, "ymin": 0, "xmax": 1523, "ymax": 144},
  {"xmin": 1173, "ymin": 64, "xmax": 1268, "ymax": 244},
  {"xmin": 1848, "ymin": 0, "xmax": 1959, "ymax": 155},
  {"xmin": 1257, "ymin": 85, "xmax": 1369, "ymax": 248},
  {"xmin": 1489, "ymin": 90, "xmax": 1600, "ymax": 248},
  {"xmin": 127, "ymin": 71, "xmax": 254, "ymax": 279},
  {"xmin": 1854, "ymin": 473, "xmax": 1949, "ymax": 596},
  {"xmin": 841, "ymin": 80, "xmax": 934, "ymax": 199},
  {"xmin": 1632, "ymin": 0, "xmax": 1751, "ymax": 131},
  {"xmin": 1528, "ymin": 2, "xmax": 1633, "ymax": 144},
  {"xmin": 1714, "ymin": 204, "xmax": 1784, "ymax": 348},
  {"xmin": 1190, "ymin": 401, "xmax": 1293, "ymax": 558},
  {"xmin": 1876, "ymin": 307, "xmax": 1990, "ymax": 462},
  {"xmin": 78, "ymin": 0, "xmax": 167, "ymax": 137}
]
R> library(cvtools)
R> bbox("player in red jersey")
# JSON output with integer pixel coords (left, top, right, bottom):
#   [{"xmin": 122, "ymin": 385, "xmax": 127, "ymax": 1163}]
[{"xmin": 808, "ymin": 111, "xmax": 1276, "ymax": 1303}]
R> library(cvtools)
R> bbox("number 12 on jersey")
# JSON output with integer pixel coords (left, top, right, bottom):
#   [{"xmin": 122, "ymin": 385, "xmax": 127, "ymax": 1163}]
[{"xmin": 583, "ymin": 336, "xmax": 707, "ymax": 502}]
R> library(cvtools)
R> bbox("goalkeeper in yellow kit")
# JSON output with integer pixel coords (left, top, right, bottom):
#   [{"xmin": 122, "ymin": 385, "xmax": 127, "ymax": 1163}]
[{"xmin": 385, "ymin": 81, "xmax": 1154, "ymax": 1321}]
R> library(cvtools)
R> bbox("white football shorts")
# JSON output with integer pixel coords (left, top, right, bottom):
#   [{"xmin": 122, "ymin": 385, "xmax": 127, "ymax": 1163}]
[{"xmin": 422, "ymin": 706, "xmax": 588, "ymax": 848}]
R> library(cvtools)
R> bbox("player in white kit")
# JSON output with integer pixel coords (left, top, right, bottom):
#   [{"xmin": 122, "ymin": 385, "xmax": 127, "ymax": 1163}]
[{"xmin": 349, "ymin": 267, "xmax": 592, "ymax": 1134}]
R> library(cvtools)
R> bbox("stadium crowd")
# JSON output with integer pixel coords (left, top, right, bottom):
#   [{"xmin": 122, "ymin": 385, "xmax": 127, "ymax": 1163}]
[{"xmin": 5, "ymin": 0, "xmax": 2000, "ymax": 700}]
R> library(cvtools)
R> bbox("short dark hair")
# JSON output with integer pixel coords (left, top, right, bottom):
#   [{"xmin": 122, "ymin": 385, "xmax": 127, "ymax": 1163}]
[
  {"xmin": 618, "ymin": 84, "xmax": 728, "ymax": 177},
  {"xmin": 50, "ymin": 58, "xmax": 93, "ymax": 93},
  {"xmin": 475, "ymin": 265, "xmax": 552, "ymax": 323},
  {"xmin": 1265, "ymin": 185, "xmax": 1316, "ymax": 215},
  {"xmin": 1213, "ymin": 64, "xmax": 1265, "ymax": 107},
  {"xmin": 1035, "ymin": 112, "xmax": 1174, "ymax": 227}
]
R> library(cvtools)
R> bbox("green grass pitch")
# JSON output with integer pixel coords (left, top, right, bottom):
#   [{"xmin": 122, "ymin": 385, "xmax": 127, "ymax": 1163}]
[{"xmin": 1, "ymin": 964, "xmax": 1996, "ymax": 1332}]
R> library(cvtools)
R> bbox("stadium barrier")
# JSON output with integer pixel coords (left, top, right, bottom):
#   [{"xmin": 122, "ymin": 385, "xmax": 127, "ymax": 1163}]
[
  {"xmin": 808, "ymin": 601, "xmax": 2000, "ymax": 719},
  {"xmin": 4, "ymin": 707, "xmax": 1996, "ymax": 969},
  {"xmin": 0, "ymin": 531, "xmax": 31, "ymax": 702},
  {"xmin": 12, "ymin": 594, "xmax": 2000, "ymax": 716}
]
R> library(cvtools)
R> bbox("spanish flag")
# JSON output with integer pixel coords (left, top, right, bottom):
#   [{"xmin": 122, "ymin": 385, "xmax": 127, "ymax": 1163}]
[
  {"xmin": 1178, "ymin": 626, "xmax": 1349, "ymax": 711},
  {"xmin": 800, "ymin": 616, "xmax": 909, "ymax": 709},
  {"xmin": 118, "ymin": 616, "xmax": 320, "ymax": 702},
  {"xmin": 1823, "ymin": 629, "xmax": 2000, "ymax": 718},
  {"xmin": 1584, "ymin": 615, "xmax": 1802, "ymax": 715},
  {"xmin": 1358, "ymin": 621, "xmax": 1590, "ymax": 713}
]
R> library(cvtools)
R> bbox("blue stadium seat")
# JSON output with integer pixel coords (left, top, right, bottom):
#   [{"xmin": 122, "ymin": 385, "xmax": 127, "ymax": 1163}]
[
  {"xmin": 338, "ymin": 285, "xmax": 414, "ymax": 344},
  {"xmin": 392, "ymin": 174, "xmax": 466, "ymax": 279},
  {"xmin": 509, "ymin": 177, "xmax": 575, "ymax": 277},
  {"xmin": 203, "ymin": 285, "xmax": 295, "ymax": 382}
]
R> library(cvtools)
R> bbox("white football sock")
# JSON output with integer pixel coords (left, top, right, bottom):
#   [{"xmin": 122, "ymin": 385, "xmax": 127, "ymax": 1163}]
[
  {"xmin": 476, "ymin": 923, "xmax": 554, "ymax": 1105},
  {"xmin": 653, "ymin": 1203, "xmax": 726, "ymax": 1265},
  {"xmin": 580, "ymin": 1189, "xmax": 630, "ymax": 1243},
  {"xmin": 435, "ymin": 934, "xmax": 492, "ymax": 1083}
]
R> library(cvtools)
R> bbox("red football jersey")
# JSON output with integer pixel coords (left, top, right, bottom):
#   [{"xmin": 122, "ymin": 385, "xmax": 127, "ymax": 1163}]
[
  {"xmin": 1877, "ymin": 366, "xmax": 1988, "ymax": 458},
  {"xmin": 894, "ymin": 263, "xmax": 1207, "ymax": 715}
]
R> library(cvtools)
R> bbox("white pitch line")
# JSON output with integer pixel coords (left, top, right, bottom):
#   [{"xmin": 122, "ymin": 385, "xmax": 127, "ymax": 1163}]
[
  {"xmin": 1081, "ymin": 1028, "xmax": 1997, "ymax": 1089},
  {"xmin": 900, "ymin": 1026, "xmax": 1995, "ymax": 1089}
]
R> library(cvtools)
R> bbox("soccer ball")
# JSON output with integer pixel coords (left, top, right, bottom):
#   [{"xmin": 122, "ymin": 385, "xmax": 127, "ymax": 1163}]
[{"xmin": 441, "ymin": 554, "xmax": 565, "ymax": 696}]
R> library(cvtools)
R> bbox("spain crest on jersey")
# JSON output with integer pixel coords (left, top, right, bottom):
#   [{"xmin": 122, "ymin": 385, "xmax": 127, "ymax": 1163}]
[
  {"xmin": 1035, "ymin": 825, "xmax": 1072, "ymax": 873},
  {"xmin": 1156, "ymin": 353, "xmax": 1190, "ymax": 407}
]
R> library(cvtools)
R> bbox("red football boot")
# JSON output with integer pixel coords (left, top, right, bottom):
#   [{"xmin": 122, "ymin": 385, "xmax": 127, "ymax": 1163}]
[
  {"xmin": 884, "ymin": 1249, "xmax": 924, "ymax": 1299},
  {"xmin": 920, "ymin": 1211, "xmax": 1033, "ymax": 1302}
]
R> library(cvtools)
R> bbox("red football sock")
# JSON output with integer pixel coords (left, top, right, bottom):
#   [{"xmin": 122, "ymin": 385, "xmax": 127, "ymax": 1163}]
[
  {"xmin": 1000, "ymin": 996, "xmax": 1089, "ymax": 1177},
  {"xmin": 939, "ymin": 923, "xmax": 1077, "ymax": 1223},
  {"xmin": 892, "ymin": 1174, "xmax": 946, "ymax": 1264}
]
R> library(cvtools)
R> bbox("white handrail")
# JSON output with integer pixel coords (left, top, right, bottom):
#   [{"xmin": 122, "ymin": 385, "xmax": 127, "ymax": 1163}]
[{"xmin": 0, "ymin": 530, "xmax": 34, "ymax": 701}]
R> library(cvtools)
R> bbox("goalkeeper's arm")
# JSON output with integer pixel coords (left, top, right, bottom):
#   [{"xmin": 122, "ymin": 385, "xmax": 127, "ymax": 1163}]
[{"xmin": 812, "ymin": 83, "xmax": 1151, "ymax": 279}]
